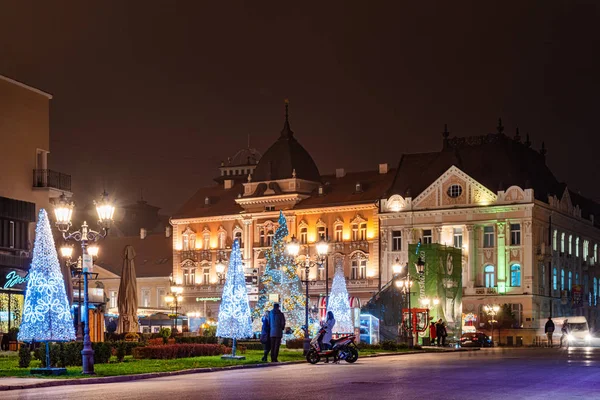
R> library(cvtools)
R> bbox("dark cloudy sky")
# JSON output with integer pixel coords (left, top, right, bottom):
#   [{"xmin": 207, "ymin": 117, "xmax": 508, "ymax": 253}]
[{"xmin": 1, "ymin": 1, "xmax": 599, "ymax": 214}]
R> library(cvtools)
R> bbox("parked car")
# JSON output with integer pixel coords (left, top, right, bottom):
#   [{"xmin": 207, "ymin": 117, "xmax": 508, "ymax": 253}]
[{"xmin": 460, "ymin": 332, "xmax": 493, "ymax": 347}]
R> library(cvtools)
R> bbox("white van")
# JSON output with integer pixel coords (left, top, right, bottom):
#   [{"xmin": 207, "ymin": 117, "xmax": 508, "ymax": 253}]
[{"xmin": 549, "ymin": 316, "xmax": 592, "ymax": 346}]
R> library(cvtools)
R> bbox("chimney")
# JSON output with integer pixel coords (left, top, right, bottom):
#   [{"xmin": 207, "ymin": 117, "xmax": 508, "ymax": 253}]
[
  {"xmin": 224, "ymin": 179, "xmax": 234, "ymax": 189},
  {"xmin": 204, "ymin": 196, "xmax": 210, "ymax": 205},
  {"xmin": 378, "ymin": 163, "xmax": 389, "ymax": 174},
  {"xmin": 140, "ymin": 228, "xmax": 147, "ymax": 239},
  {"xmin": 165, "ymin": 226, "xmax": 171, "ymax": 238},
  {"xmin": 336, "ymin": 168, "xmax": 346, "ymax": 178}
]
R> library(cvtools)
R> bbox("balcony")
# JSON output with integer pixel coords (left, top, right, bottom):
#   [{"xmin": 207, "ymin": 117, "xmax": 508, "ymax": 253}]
[
  {"xmin": 0, "ymin": 252, "xmax": 32, "ymax": 269},
  {"xmin": 32, "ymin": 169, "xmax": 72, "ymax": 192},
  {"xmin": 179, "ymin": 250, "xmax": 212, "ymax": 262}
]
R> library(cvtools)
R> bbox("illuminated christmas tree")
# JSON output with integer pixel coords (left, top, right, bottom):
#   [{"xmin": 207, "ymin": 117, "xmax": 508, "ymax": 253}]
[
  {"xmin": 18, "ymin": 209, "xmax": 75, "ymax": 343},
  {"xmin": 327, "ymin": 266, "xmax": 354, "ymax": 334},
  {"xmin": 217, "ymin": 239, "xmax": 252, "ymax": 356},
  {"xmin": 253, "ymin": 211, "xmax": 305, "ymax": 337}
]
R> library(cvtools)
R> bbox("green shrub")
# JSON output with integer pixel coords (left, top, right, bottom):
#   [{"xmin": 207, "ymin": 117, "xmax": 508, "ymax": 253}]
[
  {"xmin": 159, "ymin": 327, "xmax": 171, "ymax": 344},
  {"xmin": 125, "ymin": 332, "xmax": 140, "ymax": 342},
  {"xmin": 356, "ymin": 342, "xmax": 381, "ymax": 350},
  {"xmin": 94, "ymin": 342, "xmax": 112, "ymax": 364},
  {"xmin": 175, "ymin": 336, "xmax": 218, "ymax": 344},
  {"xmin": 285, "ymin": 338, "xmax": 304, "ymax": 349},
  {"xmin": 132, "ymin": 344, "xmax": 229, "ymax": 359},
  {"xmin": 202, "ymin": 325, "xmax": 216, "ymax": 337},
  {"xmin": 116, "ymin": 341, "xmax": 126, "ymax": 362},
  {"xmin": 381, "ymin": 340, "xmax": 398, "ymax": 351},
  {"xmin": 397, "ymin": 343, "xmax": 409, "ymax": 349},
  {"xmin": 236, "ymin": 341, "xmax": 264, "ymax": 351},
  {"xmin": 18, "ymin": 345, "xmax": 32, "ymax": 368}
]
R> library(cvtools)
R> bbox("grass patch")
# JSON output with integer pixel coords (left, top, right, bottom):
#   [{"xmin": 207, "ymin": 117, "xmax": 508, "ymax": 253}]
[{"xmin": 0, "ymin": 347, "xmax": 417, "ymax": 379}]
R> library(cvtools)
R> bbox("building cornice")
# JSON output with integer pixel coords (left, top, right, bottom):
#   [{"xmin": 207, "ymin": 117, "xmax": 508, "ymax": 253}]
[{"xmin": 379, "ymin": 203, "xmax": 534, "ymax": 220}]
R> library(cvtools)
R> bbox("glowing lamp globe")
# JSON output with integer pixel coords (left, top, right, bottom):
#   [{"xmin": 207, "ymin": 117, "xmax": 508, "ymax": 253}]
[
  {"xmin": 95, "ymin": 191, "xmax": 115, "ymax": 226},
  {"xmin": 286, "ymin": 236, "xmax": 300, "ymax": 257},
  {"xmin": 87, "ymin": 245, "xmax": 99, "ymax": 258},
  {"xmin": 392, "ymin": 258, "xmax": 402, "ymax": 275},
  {"xmin": 60, "ymin": 245, "xmax": 74, "ymax": 259},
  {"xmin": 316, "ymin": 237, "xmax": 329, "ymax": 256},
  {"xmin": 433, "ymin": 298, "xmax": 440, "ymax": 306},
  {"xmin": 54, "ymin": 194, "xmax": 74, "ymax": 228},
  {"xmin": 216, "ymin": 260, "xmax": 226, "ymax": 274},
  {"xmin": 165, "ymin": 295, "xmax": 174, "ymax": 303}
]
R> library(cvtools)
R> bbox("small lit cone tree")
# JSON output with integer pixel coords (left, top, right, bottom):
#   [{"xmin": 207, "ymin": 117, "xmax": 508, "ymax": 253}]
[
  {"xmin": 216, "ymin": 239, "xmax": 252, "ymax": 359},
  {"xmin": 253, "ymin": 211, "xmax": 305, "ymax": 337},
  {"xmin": 18, "ymin": 209, "xmax": 75, "ymax": 374},
  {"xmin": 327, "ymin": 266, "xmax": 354, "ymax": 334}
]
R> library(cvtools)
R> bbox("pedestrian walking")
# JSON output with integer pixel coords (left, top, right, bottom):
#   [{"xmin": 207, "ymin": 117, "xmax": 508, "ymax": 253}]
[
  {"xmin": 559, "ymin": 319, "xmax": 569, "ymax": 348},
  {"xmin": 429, "ymin": 321, "xmax": 437, "ymax": 346},
  {"xmin": 260, "ymin": 311, "xmax": 271, "ymax": 362},
  {"xmin": 544, "ymin": 317, "xmax": 555, "ymax": 348},
  {"xmin": 269, "ymin": 303, "xmax": 286, "ymax": 362}
]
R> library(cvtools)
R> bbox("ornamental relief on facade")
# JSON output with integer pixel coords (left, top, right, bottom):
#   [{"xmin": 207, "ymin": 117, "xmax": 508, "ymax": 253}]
[
  {"xmin": 484, "ymin": 249, "xmax": 494, "ymax": 262},
  {"xmin": 510, "ymin": 248, "xmax": 520, "ymax": 261},
  {"xmin": 441, "ymin": 175, "xmax": 467, "ymax": 206},
  {"xmin": 415, "ymin": 190, "xmax": 437, "ymax": 209}
]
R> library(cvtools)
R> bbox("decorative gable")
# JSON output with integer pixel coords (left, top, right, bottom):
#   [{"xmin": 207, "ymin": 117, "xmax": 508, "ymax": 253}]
[{"xmin": 412, "ymin": 166, "xmax": 497, "ymax": 209}]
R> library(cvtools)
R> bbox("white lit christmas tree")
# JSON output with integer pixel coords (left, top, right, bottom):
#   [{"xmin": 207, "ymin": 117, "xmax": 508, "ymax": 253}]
[
  {"xmin": 253, "ymin": 211, "xmax": 305, "ymax": 337},
  {"xmin": 18, "ymin": 209, "xmax": 75, "ymax": 343},
  {"xmin": 327, "ymin": 266, "xmax": 354, "ymax": 334},
  {"xmin": 217, "ymin": 238, "xmax": 252, "ymax": 357}
]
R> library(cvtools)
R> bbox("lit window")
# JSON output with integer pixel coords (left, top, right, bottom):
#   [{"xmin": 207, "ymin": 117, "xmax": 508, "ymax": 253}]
[
  {"xmin": 568, "ymin": 235, "xmax": 573, "ymax": 255},
  {"xmin": 583, "ymin": 240, "xmax": 589, "ymax": 260},
  {"xmin": 350, "ymin": 257, "xmax": 367, "ymax": 280},
  {"xmin": 423, "ymin": 229, "xmax": 432, "ymax": 244},
  {"xmin": 553, "ymin": 230, "xmax": 558, "ymax": 251},
  {"xmin": 317, "ymin": 225, "xmax": 326, "ymax": 240},
  {"xmin": 141, "ymin": 288, "xmax": 151, "ymax": 308},
  {"xmin": 510, "ymin": 224, "xmax": 521, "ymax": 246},
  {"xmin": 335, "ymin": 225, "xmax": 343, "ymax": 242},
  {"xmin": 510, "ymin": 264, "xmax": 521, "ymax": 287},
  {"xmin": 453, "ymin": 228, "xmax": 463, "ymax": 249},
  {"xmin": 484, "ymin": 265, "xmax": 495, "ymax": 288},
  {"xmin": 110, "ymin": 291, "xmax": 117, "ymax": 308},
  {"xmin": 203, "ymin": 268, "xmax": 210, "ymax": 284},
  {"xmin": 359, "ymin": 259, "xmax": 367, "ymax": 279},
  {"xmin": 447, "ymin": 184, "xmax": 463, "ymax": 198},
  {"xmin": 351, "ymin": 224, "xmax": 359, "ymax": 241},
  {"xmin": 575, "ymin": 237, "xmax": 580, "ymax": 258},
  {"xmin": 359, "ymin": 223, "xmax": 367, "ymax": 241},
  {"xmin": 568, "ymin": 270, "xmax": 572, "ymax": 290},
  {"xmin": 300, "ymin": 227, "xmax": 308, "ymax": 244},
  {"xmin": 158, "ymin": 288, "xmax": 166, "ymax": 308},
  {"xmin": 561, "ymin": 269, "xmax": 565, "ymax": 290},
  {"xmin": 561, "ymin": 233, "xmax": 565, "ymax": 253},
  {"xmin": 183, "ymin": 267, "xmax": 196, "ymax": 286},
  {"xmin": 553, "ymin": 268, "xmax": 558, "ymax": 290},
  {"xmin": 483, "ymin": 226, "xmax": 494, "ymax": 248},
  {"xmin": 392, "ymin": 231, "xmax": 402, "ymax": 251},
  {"xmin": 266, "ymin": 230, "xmax": 274, "ymax": 247},
  {"xmin": 259, "ymin": 229, "xmax": 265, "ymax": 247},
  {"xmin": 351, "ymin": 259, "xmax": 358, "ymax": 279}
]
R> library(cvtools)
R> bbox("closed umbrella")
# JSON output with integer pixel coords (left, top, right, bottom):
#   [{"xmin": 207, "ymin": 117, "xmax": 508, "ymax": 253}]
[
  {"xmin": 60, "ymin": 260, "xmax": 74, "ymax": 306},
  {"xmin": 117, "ymin": 245, "xmax": 139, "ymax": 333}
]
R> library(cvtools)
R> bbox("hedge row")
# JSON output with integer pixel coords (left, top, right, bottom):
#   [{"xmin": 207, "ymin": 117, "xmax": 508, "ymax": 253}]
[
  {"xmin": 33, "ymin": 342, "xmax": 112, "ymax": 367},
  {"xmin": 132, "ymin": 344, "xmax": 237, "ymax": 359},
  {"xmin": 174, "ymin": 336, "xmax": 218, "ymax": 344}
]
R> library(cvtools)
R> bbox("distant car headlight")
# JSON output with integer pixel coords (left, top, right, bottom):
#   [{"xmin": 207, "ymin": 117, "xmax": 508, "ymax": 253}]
[
  {"xmin": 568, "ymin": 334, "xmax": 574, "ymax": 341},
  {"xmin": 586, "ymin": 334, "xmax": 592, "ymax": 341}
]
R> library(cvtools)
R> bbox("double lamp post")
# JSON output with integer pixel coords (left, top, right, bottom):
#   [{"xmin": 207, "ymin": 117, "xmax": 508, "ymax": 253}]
[
  {"xmin": 165, "ymin": 280, "xmax": 183, "ymax": 333},
  {"xmin": 392, "ymin": 256, "xmax": 425, "ymax": 348},
  {"xmin": 54, "ymin": 192, "xmax": 115, "ymax": 375}
]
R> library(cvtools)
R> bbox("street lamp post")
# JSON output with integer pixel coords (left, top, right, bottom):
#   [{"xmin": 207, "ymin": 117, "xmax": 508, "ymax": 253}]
[
  {"xmin": 484, "ymin": 304, "xmax": 500, "ymax": 345},
  {"xmin": 286, "ymin": 235, "xmax": 329, "ymax": 355},
  {"xmin": 215, "ymin": 259, "xmax": 226, "ymax": 284},
  {"xmin": 392, "ymin": 257, "xmax": 425, "ymax": 349},
  {"xmin": 165, "ymin": 280, "xmax": 183, "ymax": 334},
  {"xmin": 54, "ymin": 192, "xmax": 115, "ymax": 375}
]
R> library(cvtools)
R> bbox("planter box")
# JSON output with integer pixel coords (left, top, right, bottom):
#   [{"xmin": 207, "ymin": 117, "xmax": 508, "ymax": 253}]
[{"xmin": 9, "ymin": 341, "xmax": 21, "ymax": 351}]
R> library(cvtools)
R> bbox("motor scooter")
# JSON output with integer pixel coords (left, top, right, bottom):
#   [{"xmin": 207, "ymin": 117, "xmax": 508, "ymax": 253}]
[{"xmin": 306, "ymin": 328, "xmax": 359, "ymax": 364}]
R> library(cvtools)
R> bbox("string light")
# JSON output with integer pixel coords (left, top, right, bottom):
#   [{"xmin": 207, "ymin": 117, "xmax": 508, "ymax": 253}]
[
  {"xmin": 216, "ymin": 239, "xmax": 253, "ymax": 339},
  {"xmin": 18, "ymin": 209, "xmax": 76, "ymax": 342}
]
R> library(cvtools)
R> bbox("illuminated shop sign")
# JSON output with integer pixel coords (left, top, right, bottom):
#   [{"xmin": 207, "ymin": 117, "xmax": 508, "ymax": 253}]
[{"xmin": 2, "ymin": 270, "xmax": 29, "ymax": 290}]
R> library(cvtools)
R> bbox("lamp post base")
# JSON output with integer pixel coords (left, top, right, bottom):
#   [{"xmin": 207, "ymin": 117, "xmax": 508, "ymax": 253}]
[{"xmin": 81, "ymin": 346, "xmax": 95, "ymax": 375}]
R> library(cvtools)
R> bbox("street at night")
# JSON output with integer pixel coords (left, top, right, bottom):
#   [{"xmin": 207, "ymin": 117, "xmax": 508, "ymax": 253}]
[{"xmin": 3, "ymin": 348, "xmax": 600, "ymax": 400}]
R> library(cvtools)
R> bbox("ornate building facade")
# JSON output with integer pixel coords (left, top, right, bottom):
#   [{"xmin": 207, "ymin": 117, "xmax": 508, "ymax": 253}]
[
  {"xmin": 170, "ymin": 104, "xmax": 393, "ymax": 318},
  {"xmin": 378, "ymin": 124, "xmax": 600, "ymax": 343}
]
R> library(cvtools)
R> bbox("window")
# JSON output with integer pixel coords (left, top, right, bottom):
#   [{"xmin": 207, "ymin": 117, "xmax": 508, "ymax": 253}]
[
  {"xmin": 576, "ymin": 237, "xmax": 580, "ymax": 258},
  {"xmin": 561, "ymin": 233, "xmax": 565, "ymax": 253},
  {"xmin": 392, "ymin": 231, "xmax": 402, "ymax": 251},
  {"xmin": 595, "ymin": 244, "xmax": 599, "ymax": 264},
  {"xmin": 184, "ymin": 267, "xmax": 196, "ymax": 286},
  {"xmin": 561, "ymin": 269, "xmax": 565, "ymax": 290},
  {"xmin": 359, "ymin": 260, "xmax": 367, "ymax": 279},
  {"xmin": 568, "ymin": 271, "xmax": 572, "ymax": 290},
  {"xmin": 141, "ymin": 288, "xmax": 151, "ymax": 308},
  {"xmin": 484, "ymin": 265, "xmax": 495, "ymax": 288},
  {"xmin": 259, "ymin": 229, "xmax": 265, "ymax": 247},
  {"xmin": 351, "ymin": 259, "xmax": 358, "ymax": 279},
  {"xmin": 266, "ymin": 230, "xmax": 274, "ymax": 247},
  {"xmin": 235, "ymin": 231, "xmax": 243, "ymax": 247},
  {"xmin": 317, "ymin": 225, "xmax": 326, "ymax": 240},
  {"xmin": 583, "ymin": 240, "xmax": 589, "ymax": 260},
  {"xmin": 568, "ymin": 235, "xmax": 573, "ymax": 255},
  {"xmin": 265, "ymin": 205, "xmax": 275, "ymax": 212},
  {"xmin": 511, "ymin": 304, "xmax": 523, "ymax": 328},
  {"xmin": 576, "ymin": 273, "xmax": 579, "ymax": 285},
  {"xmin": 351, "ymin": 258, "xmax": 367, "ymax": 280},
  {"xmin": 553, "ymin": 230, "xmax": 558, "ymax": 251},
  {"xmin": 203, "ymin": 232, "xmax": 210, "ymax": 249},
  {"xmin": 351, "ymin": 224, "xmax": 359, "ymax": 241},
  {"xmin": 510, "ymin": 223, "xmax": 521, "ymax": 246},
  {"xmin": 423, "ymin": 229, "xmax": 432, "ymax": 244},
  {"xmin": 553, "ymin": 268, "xmax": 558, "ymax": 290},
  {"xmin": 510, "ymin": 264, "xmax": 521, "ymax": 287},
  {"xmin": 447, "ymin": 184, "xmax": 463, "ymax": 198},
  {"xmin": 157, "ymin": 288, "xmax": 166, "ymax": 308},
  {"xmin": 335, "ymin": 225, "xmax": 343, "ymax": 242},
  {"xmin": 203, "ymin": 268, "xmax": 210, "ymax": 284},
  {"xmin": 109, "ymin": 291, "xmax": 117, "ymax": 308},
  {"xmin": 483, "ymin": 226, "xmax": 494, "ymax": 248},
  {"xmin": 453, "ymin": 228, "xmax": 463, "ymax": 249},
  {"xmin": 218, "ymin": 232, "xmax": 226, "ymax": 249},
  {"xmin": 300, "ymin": 227, "xmax": 308, "ymax": 244},
  {"xmin": 359, "ymin": 223, "xmax": 367, "ymax": 241}
]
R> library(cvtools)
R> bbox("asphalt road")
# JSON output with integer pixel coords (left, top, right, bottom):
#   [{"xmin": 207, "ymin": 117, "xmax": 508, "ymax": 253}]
[{"xmin": 4, "ymin": 347, "xmax": 600, "ymax": 400}]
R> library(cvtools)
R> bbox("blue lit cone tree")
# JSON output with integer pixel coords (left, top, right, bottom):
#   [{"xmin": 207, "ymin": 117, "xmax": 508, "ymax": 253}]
[
  {"xmin": 216, "ymin": 239, "xmax": 252, "ymax": 359},
  {"xmin": 18, "ymin": 209, "xmax": 75, "ymax": 374},
  {"xmin": 326, "ymin": 266, "xmax": 354, "ymax": 334},
  {"xmin": 253, "ymin": 211, "xmax": 305, "ymax": 337}
]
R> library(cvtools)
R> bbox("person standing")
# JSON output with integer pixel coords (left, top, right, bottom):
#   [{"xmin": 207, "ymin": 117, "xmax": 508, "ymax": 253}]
[
  {"xmin": 260, "ymin": 311, "xmax": 271, "ymax": 362},
  {"xmin": 441, "ymin": 322, "xmax": 448, "ymax": 346},
  {"xmin": 435, "ymin": 319, "xmax": 443, "ymax": 346},
  {"xmin": 269, "ymin": 303, "xmax": 286, "ymax": 362},
  {"xmin": 429, "ymin": 321, "xmax": 437, "ymax": 346},
  {"xmin": 544, "ymin": 317, "xmax": 555, "ymax": 348},
  {"xmin": 559, "ymin": 319, "xmax": 569, "ymax": 348}
]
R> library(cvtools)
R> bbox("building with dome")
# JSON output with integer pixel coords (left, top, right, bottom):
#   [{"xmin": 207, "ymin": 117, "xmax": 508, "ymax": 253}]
[{"xmin": 169, "ymin": 102, "xmax": 394, "ymax": 320}]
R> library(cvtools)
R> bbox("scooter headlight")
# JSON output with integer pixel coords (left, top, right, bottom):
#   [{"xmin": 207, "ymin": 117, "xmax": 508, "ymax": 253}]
[{"xmin": 567, "ymin": 334, "xmax": 574, "ymax": 341}]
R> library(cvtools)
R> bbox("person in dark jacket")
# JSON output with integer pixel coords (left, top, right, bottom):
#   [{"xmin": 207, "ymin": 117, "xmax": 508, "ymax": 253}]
[
  {"xmin": 544, "ymin": 317, "xmax": 555, "ymax": 348},
  {"xmin": 435, "ymin": 319, "xmax": 443, "ymax": 346},
  {"xmin": 269, "ymin": 303, "xmax": 286, "ymax": 362},
  {"xmin": 260, "ymin": 311, "xmax": 271, "ymax": 362}
]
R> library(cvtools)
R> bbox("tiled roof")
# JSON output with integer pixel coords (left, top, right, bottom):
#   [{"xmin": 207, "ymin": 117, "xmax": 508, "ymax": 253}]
[
  {"xmin": 94, "ymin": 234, "xmax": 172, "ymax": 278},
  {"xmin": 173, "ymin": 184, "xmax": 245, "ymax": 219}
]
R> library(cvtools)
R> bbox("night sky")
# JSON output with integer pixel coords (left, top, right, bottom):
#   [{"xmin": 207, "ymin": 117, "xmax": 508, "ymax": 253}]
[{"xmin": 2, "ymin": 1, "xmax": 599, "ymax": 214}]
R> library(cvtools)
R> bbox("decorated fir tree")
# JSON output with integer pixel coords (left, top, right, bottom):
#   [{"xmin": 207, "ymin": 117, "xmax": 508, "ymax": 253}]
[
  {"xmin": 253, "ymin": 211, "xmax": 305, "ymax": 337},
  {"xmin": 216, "ymin": 239, "xmax": 252, "ymax": 357},
  {"xmin": 326, "ymin": 266, "xmax": 354, "ymax": 334},
  {"xmin": 18, "ymin": 209, "xmax": 75, "ymax": 344}
]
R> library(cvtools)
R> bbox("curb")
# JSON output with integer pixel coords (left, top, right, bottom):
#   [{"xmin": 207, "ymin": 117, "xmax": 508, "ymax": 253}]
[{"xmin": 0, "ymin": 349, "xmax": 471, "ymax": 391}]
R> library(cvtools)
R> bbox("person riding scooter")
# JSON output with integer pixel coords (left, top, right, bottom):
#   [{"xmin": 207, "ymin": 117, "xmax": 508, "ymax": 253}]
[{"xmin": 318, "ymin": 311, "xmax": 336, "ymax": 362}]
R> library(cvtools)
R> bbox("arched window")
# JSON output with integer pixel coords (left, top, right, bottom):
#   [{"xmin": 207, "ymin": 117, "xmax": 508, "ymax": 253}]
[
  {"xmin": 359, "ymin": 223, "xmax": 367, "ymax": 241},
  {"xmin": 484, "ymin": 265, "xmax": 495, "ymax": 288},
  {"xmin": 300, "ymin": 227, "xmax": 308, "ymax": 244},
  {"xmin": 183, "ymin": 263, "xmax": 196, "ymax": 286},
  {"xmin": 568, "ymin": 235, "xmax": 573, "ymax": 255},
  {"xmin": 568, "ymin": 271, "xmax": 572, "ymax": 290},
  {"xmin": 553, "ymin": 268, "xmax": 558, "ymax": 290},
  {"xmin": 334, "ymin": 224, "xmax": 343, "ymax": 242},
  {"xmin": 266, "ymin": 230, "xmax": 274, "ymax": 247},
  {"xmin": 259, "ymin": 229, "xmax": 265, "ymax": 247},
  {"xmin": 350, "ymin": 252, "xmax": 367, "ymax": 280},
  {"xmin": 202, "ymin": 230, "xmax": 210, "ymax": 249},
  {"xmin": 561, "ymin": 269, "xmax": 565, "ymax": 290},
  {"xmin": 510, "ymin": 264, "xmax": 521, "ymax": 287},
  {"xmin": 553, "ymin": 230, "xmax": 558, "ymax": 251},
  {"xmin": 560, "ymin": 233, "xmax": 565, "ymax": 253}
]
